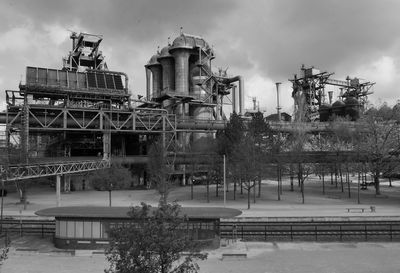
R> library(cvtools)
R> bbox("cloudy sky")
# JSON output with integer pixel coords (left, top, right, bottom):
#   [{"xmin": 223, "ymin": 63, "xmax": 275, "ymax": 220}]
[{"xmin": 0, "ymin": 0, "xmax": 399, "ymax": 115}]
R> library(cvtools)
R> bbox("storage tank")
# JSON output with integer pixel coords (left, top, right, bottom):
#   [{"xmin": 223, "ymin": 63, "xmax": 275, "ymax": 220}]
[
  {"xmin": 332, "ymin": 100, "xmax": 346, "ymax": 117},
  {"xmin": 344, "ymin": 97, "xmax": 360, "ymax": 121},
  {"xmin": 318, "ymin": 103, "xmax": 332, "ymax": 122}
]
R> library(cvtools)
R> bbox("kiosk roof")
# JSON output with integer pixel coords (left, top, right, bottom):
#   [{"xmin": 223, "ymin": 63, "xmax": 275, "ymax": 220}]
[{"xmin": 36, "ymin": 206, "xmax": 242, "ymax": 219}]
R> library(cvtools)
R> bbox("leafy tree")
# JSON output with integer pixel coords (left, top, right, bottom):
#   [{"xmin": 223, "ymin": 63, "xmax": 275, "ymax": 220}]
[
  {"xmin": 218, "ymin": 112, "xmax": 276, "ymax": 205},
  {"xmin": 147, "ymin": 138, "xmax": 175, "ymax": 204},
  {"xmin": 247, "ymin": 112, "xmax": 275, "ymax": 199},
  {"xmin": 0, "ymin": 240, "xmax": 9, "ymax": 266},
  {"xmin": 105, "ymin": 202, "xmax": 207, "ymax": 273},
  {"xmin": 216, "ymin": 113, "xmax": 245, "ymax": 201},
  {"xmin": 89, "ymin": 164, "xmax": 132, "ymax": 206},
  {"xmin": 217, "ymin": 112, "xmax": 245, "ymax": 156}
]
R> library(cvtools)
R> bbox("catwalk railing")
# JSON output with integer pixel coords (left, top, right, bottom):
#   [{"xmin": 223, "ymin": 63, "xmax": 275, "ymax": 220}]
[{"xmin": 3, "ymin": 106, "xmax": 177, "ymax": 133}]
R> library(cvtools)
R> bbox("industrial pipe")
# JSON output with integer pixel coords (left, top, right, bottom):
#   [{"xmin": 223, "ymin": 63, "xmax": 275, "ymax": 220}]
[
  {"xmin": 232, "ymin": 85, "xmax": 237, "ymax": 113},
  {"xmin": 221, "ymin": 75, "xmax": 244, "ymax": 115}
]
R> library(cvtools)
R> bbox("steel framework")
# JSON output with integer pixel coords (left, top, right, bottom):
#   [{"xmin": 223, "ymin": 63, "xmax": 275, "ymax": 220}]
[
  {"xmin": 0, "ymin": 159, "xmax": 110, "ymax": 182},
  {"xmin": 290, "ymin": 65, "xmax": 375, "ymax": 121}
]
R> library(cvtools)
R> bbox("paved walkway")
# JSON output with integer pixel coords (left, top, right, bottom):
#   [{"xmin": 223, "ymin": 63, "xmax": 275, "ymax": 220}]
[
  {"xmin": 3, "ymin": 239, "xmax": 400, "ymax": 273},
  {"xmin": 1, "ymin": 176, "xmax": 400, "ymax": 219}
]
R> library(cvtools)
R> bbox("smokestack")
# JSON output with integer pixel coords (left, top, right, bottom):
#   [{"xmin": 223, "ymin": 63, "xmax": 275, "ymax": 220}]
[
  {"xmin": 252, "ymin": 97, "xmax": 257, "ymax": 111},
  {"xmin": 275, "ymin": 82, "xmax": 282, "ymax": 121},
  {"xmin": 239, "ymin": 76, "xmax": 244, "ymax": 115},
  {"xmin": 70, "ymin": 32, "xmax": 77, "ymax": 50}
]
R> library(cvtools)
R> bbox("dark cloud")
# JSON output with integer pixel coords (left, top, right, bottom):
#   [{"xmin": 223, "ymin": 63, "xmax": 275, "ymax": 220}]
[
  {"xmin": 233, "ymin": 0, "xmax": 400, "ymax": 79},
  {"xmin": 1, "ymin": 0, "xmax": 400, "ymax": 111},
  {"xmin": 1, "ymin": 0, "xmax": 237, "ymax": 45}
]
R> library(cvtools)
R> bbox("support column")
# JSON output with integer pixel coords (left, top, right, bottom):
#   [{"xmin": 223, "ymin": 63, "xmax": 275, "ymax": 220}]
[
  {"xmin": 121, "ymin": 137, "xmax": 126, "ymax": 157},
  {"xmin": 21, "ymin": 94, "xmax": 29, "ymax": 164},
  {"xmin": 56, "ymin": 175, "xmax": 61, "ymax": 207},
  {"xmin": 63, "ymin": 175, "xmax": 71, "ymax": 193},
  {"xmin": 103, "ymin": 133, "xmax": 111, "ymax": 159}
]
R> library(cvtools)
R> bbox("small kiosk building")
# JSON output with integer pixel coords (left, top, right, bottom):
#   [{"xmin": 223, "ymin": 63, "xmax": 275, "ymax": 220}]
[{"xmin": 36, "ymin": 206, "xmax": 241, "ymax": 249}]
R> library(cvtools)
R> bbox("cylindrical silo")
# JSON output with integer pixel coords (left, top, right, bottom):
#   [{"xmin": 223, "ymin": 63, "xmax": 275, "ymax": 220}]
[
  {"xmin": 145, "ymin": 54, "xmax": 163, "ymax": 99},
  {"xmin": 145, "ymin": 67, "xmax": 151, "ymax": 100},
  {"xmin": 169, "ymin": 35, "xmax": 192, "ymax": 96},
  {"xmin": 171, "ymin": 50, "xmax": 190, "ymax": 95},
  {"xmin": 158, "ymin": 46, "xmax": 175, "ymax": 92}
]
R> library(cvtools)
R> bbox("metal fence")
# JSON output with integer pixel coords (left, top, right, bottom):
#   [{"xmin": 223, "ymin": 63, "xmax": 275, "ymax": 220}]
[
  {"xmin": 220, "ymin": 221, "xmax": 400, "ymax": 242},
  {"xmin": 0, "ymin": 219, "xmax": 55, "ymax": 237}
]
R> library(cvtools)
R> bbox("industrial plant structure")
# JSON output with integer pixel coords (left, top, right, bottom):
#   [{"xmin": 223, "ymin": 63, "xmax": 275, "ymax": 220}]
[
  {"xmin": 290, "ymin": 65, "xmax": 375, "ymax": 122},
  {"xmin": 0, "ymin": 32, "xmax": 244, "ymax": 190},
  {"xmin": 0, "ymin": 32, "xmax": 377, "ymax": 195}
]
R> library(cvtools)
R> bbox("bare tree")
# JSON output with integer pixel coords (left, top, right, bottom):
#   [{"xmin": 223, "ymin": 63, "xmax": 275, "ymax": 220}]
[
  {"xmin": 286, "ymin": 123, "xmax": 313, "ymax": 204},
  {"xmin": 355, "ymin": 108, "xmax": 400, "ymax": 195}
]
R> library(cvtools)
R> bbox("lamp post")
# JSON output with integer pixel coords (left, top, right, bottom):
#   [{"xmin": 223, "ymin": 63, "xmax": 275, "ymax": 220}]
[
  {"xmin": 108, "ymin": 182, "xmax": 113, "ymax": 207},
  {"xmin": 223, "ymin": 155, "xmax": 226, "ymax": 207},
  {"xmin": 275, "ymin": 82, "xmax": 282, "ymax": 122}
]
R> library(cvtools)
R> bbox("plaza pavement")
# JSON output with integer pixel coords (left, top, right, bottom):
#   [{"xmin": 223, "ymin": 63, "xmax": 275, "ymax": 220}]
[
  {"xmin": 1, "ymin": 176, "xmax": 400, "ymax": 272},
  {"xmin": 1, "ymin": 176, "xmax": 400, "ymax": 219},
  {"xmin": 3, "ymin": 237, "xmax": 400, "ymax": 273}
]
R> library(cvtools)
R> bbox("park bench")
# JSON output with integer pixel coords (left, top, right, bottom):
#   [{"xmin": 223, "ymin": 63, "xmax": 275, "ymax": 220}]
[
  {"xmin": 221, "ymin": 253, "xmax": 247, "ymax": 260},
  {"xmin": 346, "ymin": 208, "xmax": 365, "ymax": 213}
]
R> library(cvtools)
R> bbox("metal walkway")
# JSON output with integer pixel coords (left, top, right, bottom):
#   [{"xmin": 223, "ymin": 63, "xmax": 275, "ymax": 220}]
[{"xmin": 0, "ymin": 159, "xmax": 110, "ymax": 182}]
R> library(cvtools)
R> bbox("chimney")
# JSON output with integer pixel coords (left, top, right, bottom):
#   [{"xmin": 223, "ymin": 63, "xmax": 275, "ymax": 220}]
[{"xmin": 275, "ymin": 82, "xmax": 282, "ymax": 121}]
